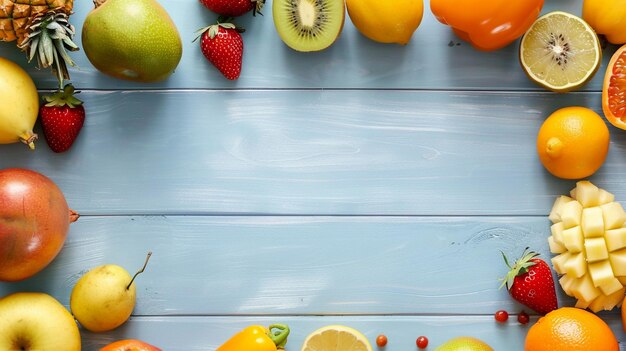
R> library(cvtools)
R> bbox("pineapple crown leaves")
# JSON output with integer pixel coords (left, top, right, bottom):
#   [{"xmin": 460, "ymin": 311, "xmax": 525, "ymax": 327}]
[
  {"xmin": 498, "ymin": 247, "xmax": 539, "ymax": 290},
  {"xmin": 192, "ymin": 17, "xmax": 245, "ymax": 42},
  {"xmin": 42, "ymin": 83, "xmax": 83, "ymax": 108},
  {"xmin": 18, "ymin": 9, "xmax": 79, "ymax": 89}
]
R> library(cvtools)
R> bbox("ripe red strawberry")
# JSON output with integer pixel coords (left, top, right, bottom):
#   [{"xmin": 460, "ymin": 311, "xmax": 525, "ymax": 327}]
[
  {"xmin": 199, "ymin": 0, "xmax": 264, "ymax": 17},
  {"xmin": 500, "ymin": 249, "xmax": 558, "ymax": 315},
  {"xmin": 195, "ymin": 21, "xmax": 244, "ymax": 80},
  {"xmin": 39, "ymin": 84, "xmax": 85, "ymax": 153}
]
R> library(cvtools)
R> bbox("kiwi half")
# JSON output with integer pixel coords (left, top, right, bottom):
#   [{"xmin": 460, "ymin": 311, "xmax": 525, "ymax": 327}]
[{"xmin": 273, "ymin": 0, "xmax": 345, "ymax": 52}]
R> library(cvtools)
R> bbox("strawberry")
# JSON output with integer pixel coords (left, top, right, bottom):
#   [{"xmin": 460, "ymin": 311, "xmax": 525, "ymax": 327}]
[
  {"xmin": 199, "ymin": 0, "xmax": 264, "ymax": 17},
  {"xmin": 500, "ymin": 249, "xmax": 558, "ymax": 315},
  {"xmin": 195, "ymin": 20, "xmax": 244, "ymax": 80},
  {"xmin": 39, "ymin": 84, "xmax": 85, "ymax": 153}
]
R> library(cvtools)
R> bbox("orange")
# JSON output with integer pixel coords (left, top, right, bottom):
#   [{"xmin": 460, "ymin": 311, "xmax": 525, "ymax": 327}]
[
  {"xmin": 536, "ymin": 106, "xmax": 609, "ymax": 179},
  {"xmin": 525, "ymin": 307, "xmax": 618, "ymax": 351},
  {"xmin": 602, "ymin": 44, "xmax": 626, "ymax": 129}
]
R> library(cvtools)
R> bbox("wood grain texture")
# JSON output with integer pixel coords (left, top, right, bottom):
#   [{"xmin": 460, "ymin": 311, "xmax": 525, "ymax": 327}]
[
  {"xmin": 0, "ymin": 0, "xmax": 615, "ymax": 91},
  {"xmin": 1, "ymin": 0, "xmax": 625, "ymax": 349},
  {"xmin": 1, "ymin": 90, "xmax": 624, "ymax": 216},
  {"xmin": 0, "ymin": 215, "xmax": 593, "ymax": 315},
  {"xmin": 76, "ymin": 315, "xmax": 626, "ymax": 351}
]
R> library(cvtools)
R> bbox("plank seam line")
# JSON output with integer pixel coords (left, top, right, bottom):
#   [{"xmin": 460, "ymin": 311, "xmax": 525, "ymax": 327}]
[
  {"xmin": 74, "ymin": 213, "xmax": 550, "ymax": 218},
  {"xmin": 35, "ymin": 88, "xmax": 603, "ymax": 94},
  {"xmin": 127, "ymin": 312, "xmax": 548, "ymax": 317}
]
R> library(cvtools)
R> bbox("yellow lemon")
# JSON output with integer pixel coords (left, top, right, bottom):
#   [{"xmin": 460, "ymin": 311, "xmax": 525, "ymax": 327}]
[
  {"xmin": 346, "ymin": 0, "xmax": 424, "ymax": 44},
  {"xmin": 536, "ymin": 106, "xmax": 609, "ymax": 179},
  {"xmin": 301, "ymin": 325, "xmax": 372, "ymax": 351}
]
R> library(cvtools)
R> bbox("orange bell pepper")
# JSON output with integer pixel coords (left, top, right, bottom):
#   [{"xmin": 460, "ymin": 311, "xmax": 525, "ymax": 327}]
[
  {"xmin": 430, "ymin": 0, "xmax": 544, "ymax": 51},
  {"xmin": 216, "ymin": 324, "xmax": 290, "ymax": 351},
  {"xmin": 583, "ymin": 0, "xmax": 626, "ymax": 44}
]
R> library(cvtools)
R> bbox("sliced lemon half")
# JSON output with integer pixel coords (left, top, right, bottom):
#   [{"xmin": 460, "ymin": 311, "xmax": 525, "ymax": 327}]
[
  {"xmin": 520, "ymin": 11, "xmax": 602, "ymax": 92},
  {"xmin": 301, "ymin": 325, "xmax": 373, "ymax": 351}
]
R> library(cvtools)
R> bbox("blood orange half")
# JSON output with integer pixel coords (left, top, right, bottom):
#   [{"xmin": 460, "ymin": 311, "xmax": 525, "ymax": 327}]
[{"xmin": 603, "ymin": 45, "xmax": 626, "ymax": 129}]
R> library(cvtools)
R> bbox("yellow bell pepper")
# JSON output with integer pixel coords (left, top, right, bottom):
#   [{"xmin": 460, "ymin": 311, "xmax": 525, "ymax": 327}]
[
  {"xmin": 430, "ymin": 0, "xmax": 544, "ymax": 51},
  {"xmin": 216, "ymin": 324, "xmax": 290, "ymax": 351},
  {"xmin": 583, "ymin": 0, "xmax": 626, "ymax": 44}
]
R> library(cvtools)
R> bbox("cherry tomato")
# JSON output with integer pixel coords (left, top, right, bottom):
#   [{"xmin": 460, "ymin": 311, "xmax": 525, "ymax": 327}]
[
  {"xmin": 518, "ymin": 311, "xmax": 530, "ymax": 325},
  {"xmin": 495, "ymin": 310, "xmax": 509, "ymax": 323},
  {"xmin": 376, "ymin": 334, "xmax": 388, "ymax": 347},
  {"xmin": 416, "ymin": 336, "xmax": 429, "ymax": 349}
]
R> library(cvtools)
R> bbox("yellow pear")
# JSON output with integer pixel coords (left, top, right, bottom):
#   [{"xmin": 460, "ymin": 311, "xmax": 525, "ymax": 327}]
[
  {"xmin": 70, "ymin": 252, "xmax": 152, "ymax": 332},
  {"xmin": 0, "ymin": 57, "xmax": 39, "ymax": 149}
]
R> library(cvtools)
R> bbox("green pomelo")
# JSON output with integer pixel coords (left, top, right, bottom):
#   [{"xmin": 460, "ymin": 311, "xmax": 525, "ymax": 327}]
[
  {"xmin": 273, "ymin": 0, "xmax": 345, "ymax": 52},
  {"xmin": 434, "ymin": 337, "xmax": 494, "ymax": 351},
  {"xmin": 82, "ymin": 0, "xmax": 183, "ymax": 82}
]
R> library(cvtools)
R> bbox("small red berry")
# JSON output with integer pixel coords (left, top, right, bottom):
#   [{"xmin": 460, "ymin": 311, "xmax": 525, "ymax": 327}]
[
  {"xmin": 376, "ymin": 334, "xmax": 387, "ymax": 347},
  {"xmin": 416, "ymin": 336, "xmax": 428, "ymax": 349},
  {"xmin": 518, "ymin": 311, "xmax": 530, "ymax": 325},
  {"xmin": 495, "ymin": 310, "xmax": 509, "ymax": 323}
]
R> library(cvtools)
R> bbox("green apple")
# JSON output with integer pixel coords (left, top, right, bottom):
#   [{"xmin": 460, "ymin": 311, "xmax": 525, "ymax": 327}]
[
  {"xmin": 70, "ymin": 252, "xmax": 152, "ymax": 332},
  {"xmin": 434, "ymin": 337, "xmax": 494, "ymax": 351},
  {"xmin": 0, "ymin": 292, "xmax": 81, "ymax": 350}
]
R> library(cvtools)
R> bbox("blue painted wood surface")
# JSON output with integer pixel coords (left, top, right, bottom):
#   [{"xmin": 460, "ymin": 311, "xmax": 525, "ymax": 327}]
[{"xmin": 1, "ymin": 0, "xmax": 625, "ymax": 349}]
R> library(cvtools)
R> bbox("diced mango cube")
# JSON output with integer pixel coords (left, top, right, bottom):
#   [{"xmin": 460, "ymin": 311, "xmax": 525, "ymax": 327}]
[
  {"xmin": 552, "ymin": 252, "xmax": 571, "ymax": 275},
  {"xmin": 604, "ymin": 287, "xmax": 625, "ymax": 310},
  {"xmin": 601, "ymin": 202, "xmax": 626, "ymax": 230},
  {"xmin": 581, "ymin": 207, "xmax": 604, "ymax": 237},
  {"xmin": 609, "ymin": 249, "xmax": 626, "ymax": 276},
  {"xmin": 599, "ymin": 277, "xmax": 624, "ymax": 295},
  {"xmin": 562, "ymin": 226, "xmax": 583, "ymax": 253},
  {"xmin": 618, "ymin": 276, "xmax": 626, "ymax": 286},
  {"xmin": 605, "ymin": 228, "xmax": 626, "ymax": 252},
  {"xmin": 548, "ymin": 236, "xmax": 566, "ymax": 254},
  {"xmin": 598, "ymin": 188, "xmax": 616, "ymax": 205},
  {"xmin": 551, "ymin": 222, "xmax": 566, "ymax": 245},
  {"xmin": 565, "ymin": 252, "xmax": 587, "ymax": 278},
  {"xmin": 559, "ymin": 274, "xmax": 576, "ymax": 296},
  {"xmin": 575, "ymin": 298, "xmax": 592, "ymax": 309},
  {"xmin": 560, "ymin": 201, "xmax": 583, "ymax": 228},
  {"xmin": 571, "ymin": 273, "xmax": 601, "ymax": 302},
  {"xmin": 549, "ymin": 195, "xmax": 574, "ymax": 223},
  {"xmin": 589, "ymin": 294, "xmax": 607, "ymax": 313},
  {"xmin": 584, "ymin": 237, "xmax": 609, "ymax": 263},
  {"xmin": 588, "ymin": 260, "xmax": 615, "ymax": 287},
  {"xmin": 575, "ymin": 181, "xmax": 601, "ymax": 208}
]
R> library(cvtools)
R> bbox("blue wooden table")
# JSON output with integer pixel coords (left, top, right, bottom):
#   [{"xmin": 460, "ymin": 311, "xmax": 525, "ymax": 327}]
[{"xmin": 1, "ymin": 0, "xmax": 624, "ymax": 349}]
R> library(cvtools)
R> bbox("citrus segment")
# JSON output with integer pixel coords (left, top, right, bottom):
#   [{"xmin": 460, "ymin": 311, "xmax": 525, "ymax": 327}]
[
  {"xmin": 603, "ymin": 45, "xmax": 626, "ymax": 129},
  {"xmin": 525, "ymin": 307, "xmax": 618, "ymax": 351},
  {"xmin": 536, "ymin": 106, "xmax": 609, "ymax": 179},
  {"xmin": 520, "ymin": 11, "xmax": 601, "ymax": 92},
  {"xmin": 301, "ymin": 325, "xmax": 372, "ymax": 351}
]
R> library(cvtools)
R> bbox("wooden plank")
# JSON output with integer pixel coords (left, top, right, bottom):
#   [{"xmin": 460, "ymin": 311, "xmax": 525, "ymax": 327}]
[
  {"xmin": 0, "ymin": 215, "xmax": 590, "ymax": 315},
  {"xmin": 1, "ymin": 0, "xmax": 614, "ymax": 91},
  {"xmin": 79, "ymin": 315, "xmax": 626, "ymax": 350},
  {"xmin": 0, "ymin": 90, "xmax": 622, "ymax": 215}
]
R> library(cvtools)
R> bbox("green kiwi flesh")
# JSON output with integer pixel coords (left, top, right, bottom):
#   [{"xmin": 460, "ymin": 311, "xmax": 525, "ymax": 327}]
[{"xmin": 273, "ymin": 0, "xmax": 345, "ymax": 52}]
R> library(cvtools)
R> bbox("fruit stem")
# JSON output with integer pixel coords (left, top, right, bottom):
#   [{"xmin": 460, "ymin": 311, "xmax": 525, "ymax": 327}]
[
  {"xmin": 93, "ymin": 0, "xmax": 107, "ymax": 8},
  {"xmin": 268, "ymin": 324, "xmax": 290, "ymax": 349},
  {"xmin": 19, "ymin": 132, "xmax": 38, "ymax": 150},
  {"xmin": 69, "ymin": 209, "xmax": 80, "ymax": 223},
  {"xmin": 127, "ymin": 251, "xmax": 152, "ymax": 290}
]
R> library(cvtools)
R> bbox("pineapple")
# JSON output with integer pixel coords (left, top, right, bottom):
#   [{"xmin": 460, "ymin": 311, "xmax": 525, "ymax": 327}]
[
  {"xmin": 549, "ymin": 181, "xmax": 626, "ymax": 312},
  {"xmin": 0, "ymin": 0, "xmax": 78, "ymax": 87}
]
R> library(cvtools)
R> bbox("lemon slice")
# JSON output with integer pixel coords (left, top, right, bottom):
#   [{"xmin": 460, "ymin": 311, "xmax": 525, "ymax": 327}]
[
  {"xmin": 520, "ymin": 11, "xmax": 602, "ymax": 92},
  {"xmin": 301, "ymin": 325, "xmax": 373, "ymax": 351}
]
